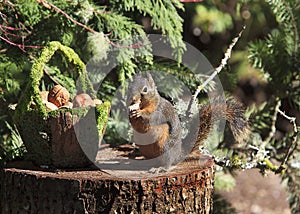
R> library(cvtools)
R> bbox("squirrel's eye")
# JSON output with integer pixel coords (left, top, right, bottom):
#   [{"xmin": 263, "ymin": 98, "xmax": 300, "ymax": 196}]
[{"xmin": 142, "ymin": 86, "xmax": 148, "ymax": 93}]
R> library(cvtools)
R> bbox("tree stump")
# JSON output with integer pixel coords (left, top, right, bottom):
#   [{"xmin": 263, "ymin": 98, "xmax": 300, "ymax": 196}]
[{"xmin": 0, "ymin": 147, "xmax": 214, "ymax": 213}]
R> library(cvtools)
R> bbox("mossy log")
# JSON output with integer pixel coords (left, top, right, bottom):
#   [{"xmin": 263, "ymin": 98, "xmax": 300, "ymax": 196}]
[{"xmin": 0, "ymin": 152, "xmax": 214, "ymax": 213}]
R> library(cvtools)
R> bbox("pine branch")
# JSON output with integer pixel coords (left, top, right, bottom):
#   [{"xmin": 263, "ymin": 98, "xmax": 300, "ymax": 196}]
[
  {"xmin": 119, "ymin": 0, "xmax": 186, "ymax": 61},
  {"xmin": 37, "ymin": 0, "xmax": 97, "ymax": 33},
  {"xmin": 266, "ymin": 0, "xmax": 298, "ymax": 54},
  {"xmin": 37, "ymin": 0, "xmax": 146, "ymax": 50},
  {"xmin": 282, "ymin": 0, "xmax": 298, "ymax": 53}
]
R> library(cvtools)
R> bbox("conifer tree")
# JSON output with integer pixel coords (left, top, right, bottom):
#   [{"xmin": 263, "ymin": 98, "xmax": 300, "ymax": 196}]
[
  {"xmin": 247, "ymin": 1, "xmax": 300, "ymax": 212},
  {"xmin": 0, "ymin": 0, "xmax": 299, "ymax": 212},
  {"xmin": 0, "ymin": 0, "xmax": 185, "ymax": 163}
]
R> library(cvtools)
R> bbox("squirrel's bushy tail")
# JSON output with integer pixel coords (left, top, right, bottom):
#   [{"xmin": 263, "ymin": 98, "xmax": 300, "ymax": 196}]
[{"xmin": 193, "ymin": 97, "xmax": 250, "ymax": 151}]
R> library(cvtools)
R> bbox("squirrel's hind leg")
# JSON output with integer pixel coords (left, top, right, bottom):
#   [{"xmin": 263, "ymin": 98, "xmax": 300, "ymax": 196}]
[{"xmin": 147, "ymin": 143, "xmax": 181, "ymax": 174}]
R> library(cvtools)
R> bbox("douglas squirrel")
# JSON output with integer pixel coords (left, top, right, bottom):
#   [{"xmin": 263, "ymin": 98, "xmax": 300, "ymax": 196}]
[{"xmin": 127, "ymin": 72, "xmax": 249, "ymax": 170}]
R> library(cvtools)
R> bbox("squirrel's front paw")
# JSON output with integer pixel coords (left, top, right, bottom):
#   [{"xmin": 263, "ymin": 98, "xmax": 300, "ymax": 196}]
[{"xmin": 129, "ymin": 109, "xmax": 141, "ymax": 118}]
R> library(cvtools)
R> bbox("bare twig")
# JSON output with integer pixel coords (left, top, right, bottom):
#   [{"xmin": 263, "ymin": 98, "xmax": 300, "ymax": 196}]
[
  {"xmin": 276, "ymin": 108, "xmax": 298, "ymax": 173},
  {"xmin": 0, "ymin": 3, "xmax": 43, "ymax": 51},
  {"xmin": 43, "ymin": 66, "xmax": 60, "ymax": 85},
  {"xmin": 261, "ymin": 99, "xmax": 281, "ymax": 149},
  {"xmin": 278, "ymin": 108, "xmax": 297, "ymax": 132},
  {"xmin": 0, "ymin": 24, "xmax": 23, "ymax": 31},
  {"xmin": 186, "ymin": 26, "xmax": 246, "ymax": 115},
  {"xmin": 0, "ymin": 36, "xmax": 43, "ymax": 51}
]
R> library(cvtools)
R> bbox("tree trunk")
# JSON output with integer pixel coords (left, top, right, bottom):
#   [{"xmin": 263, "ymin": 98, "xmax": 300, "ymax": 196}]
[{"xmin": 1, "ymin": 151, "xmax": 214, "ymax": 213}]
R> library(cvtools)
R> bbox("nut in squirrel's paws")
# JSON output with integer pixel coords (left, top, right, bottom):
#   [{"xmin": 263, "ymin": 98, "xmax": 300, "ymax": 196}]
[
  {"xmin": 128, "ymin": 101, "xmax": 140, "ymax": 111},
  {"xmin": 129, "ymin": 109, "xmax": 141, "ymax": 118},
  {"xmin": 129, "ymin": 101, "xmax": 141, "ymax": 118}
]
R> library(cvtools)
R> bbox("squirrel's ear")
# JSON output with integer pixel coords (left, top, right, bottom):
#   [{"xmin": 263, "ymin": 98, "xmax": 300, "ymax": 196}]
[
  {"xmin": 136, "ymin": 70, "xmax": 142, "ymax": 75},
  {"xmin": 146, "ymin": 72, "xmax": 155, "ymax": 87},
  {"xmin": 133, "ymin": 70, "xmax": 142, "ymax": 79}
]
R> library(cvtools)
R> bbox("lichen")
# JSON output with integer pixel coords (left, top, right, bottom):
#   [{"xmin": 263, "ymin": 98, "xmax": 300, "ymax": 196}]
[{"xmin": 260, "ymin": 159, "xmax": 281, "ymax": 173}]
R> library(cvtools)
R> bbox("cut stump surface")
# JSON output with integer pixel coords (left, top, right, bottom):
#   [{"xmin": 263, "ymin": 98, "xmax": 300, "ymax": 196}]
[{"xmin": 1, "ymin": 146, "xmax": 214, "ymax": 214}]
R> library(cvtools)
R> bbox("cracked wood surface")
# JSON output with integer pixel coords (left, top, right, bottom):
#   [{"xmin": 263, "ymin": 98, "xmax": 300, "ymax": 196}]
[{"xmin": 1, "ymin": 147, "xmax": 214, "ymax": 213}]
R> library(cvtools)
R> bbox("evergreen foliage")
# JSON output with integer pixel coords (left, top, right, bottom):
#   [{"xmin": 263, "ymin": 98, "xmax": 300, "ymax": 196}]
[
  {"xmin": 0, "ymin": 0, "xmax": 185, "ymax": 163},
  {"xmin": 246, "ymin": 0, "xmax": 300, "ymax": 212},
  {"xmin": 0, "ymin": 0, "xmax": 299, "ymax": 212},
  {"xmin": 185, "ymin": 1, "xmax": 300, "ymax": 212}
]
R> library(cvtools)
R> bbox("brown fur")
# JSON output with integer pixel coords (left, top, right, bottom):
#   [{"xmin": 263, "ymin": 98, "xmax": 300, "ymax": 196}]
[
  {"xmin": 138, "ymin": 123, "xmax": 169, "ymax": 158},
  {"xmin": 129, "ymin": 116, "xmax": 150, "ymax": 133},
  {"xmin": 139, "ymin": 98, "xmax": 157, "ymax": 115},
  {"xmin": 128, "ymin": 72, "xmax": 249, "ymax": 169},
  {"xmin": 193, "ymin": 97, "xmax": 250, "ymax": 152}
]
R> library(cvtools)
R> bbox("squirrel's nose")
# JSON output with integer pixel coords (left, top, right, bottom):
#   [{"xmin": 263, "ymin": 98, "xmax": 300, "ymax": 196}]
[{"xmin": 132, "ymin": 95, "xmax": 140, "ymax": 104}]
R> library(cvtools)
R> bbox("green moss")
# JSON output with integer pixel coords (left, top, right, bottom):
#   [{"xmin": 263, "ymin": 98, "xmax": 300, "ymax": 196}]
[
  {"xmin": 16, "ymin": 110, "xmax": 52, "ymax": 165},
  {"xmin": 14, "ymin": 41, "xmax": 96, "ymax": 121},
  {"xmin": 13, "ymin": 41, "xmax": 110, "ymax": 167},
  {"xmin": 48, "ymin": 106, "xmax": 89, "ymax": 118},
  {"xmin": 95, "ymin": 101, "xmax": 111, "ymax": 137}
]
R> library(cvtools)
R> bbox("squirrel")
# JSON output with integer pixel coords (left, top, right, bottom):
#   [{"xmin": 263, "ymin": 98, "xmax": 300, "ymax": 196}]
[{"xmin": 127, "ymin": 72, "xmax": 249, "ymax": 170}]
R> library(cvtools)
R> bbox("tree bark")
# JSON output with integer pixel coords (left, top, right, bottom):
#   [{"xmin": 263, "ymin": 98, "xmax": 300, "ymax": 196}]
[{"xmin": 1, "ymin": 153, "xmax": 214, "ymax": 213}]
